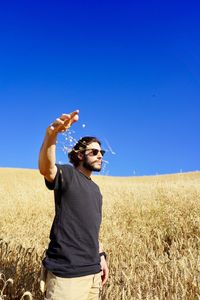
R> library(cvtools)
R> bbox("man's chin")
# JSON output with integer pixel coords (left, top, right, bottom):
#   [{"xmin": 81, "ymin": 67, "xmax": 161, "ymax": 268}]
[
  {"xmin": 92, "ymin": 166, "xmax": 101, "ymax": 172},
  {"xmin": 83, "ymin": 161, "xmax": 102, "ymax": 172}
]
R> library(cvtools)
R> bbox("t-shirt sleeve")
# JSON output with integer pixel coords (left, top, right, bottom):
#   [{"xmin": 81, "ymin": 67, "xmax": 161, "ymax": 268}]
[
  {"xmin": 45, "ymin": 164, "xmax": 73, "ymax": 190},
  {"xmin": 45, "ymin": 164, "xmax": 63, "ymax": 190}
]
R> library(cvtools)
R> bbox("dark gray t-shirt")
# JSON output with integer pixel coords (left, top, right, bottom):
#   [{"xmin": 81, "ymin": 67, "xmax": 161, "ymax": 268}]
[{"xmin": 43, "ymin": 164, "xmax": 102, "ymax": 277}]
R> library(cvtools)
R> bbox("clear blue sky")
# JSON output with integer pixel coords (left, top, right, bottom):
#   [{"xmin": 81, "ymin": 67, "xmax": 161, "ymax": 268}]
[{"xmin": 0, "ymin": 0, "xmax": 200, "ymax": 176}]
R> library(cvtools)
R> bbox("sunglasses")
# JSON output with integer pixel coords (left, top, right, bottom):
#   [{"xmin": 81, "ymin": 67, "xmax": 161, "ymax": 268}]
[{"xmin": 85, "ymin": 148, "xmax": 106, "ymax": 156}]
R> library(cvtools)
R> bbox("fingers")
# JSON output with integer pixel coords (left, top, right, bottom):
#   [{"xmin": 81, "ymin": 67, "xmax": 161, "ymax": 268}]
[
  {"xmin": 60, "ymin": 110, "xmax": 79, "ymax": 121},
  {"xmin": 102, "ymin": 272, "xmax": 109, "ymax": 285},
  {"xmin": 49, "ymin": 110, "xmax": 79, "ymax": 134},
  {"xmin": 101, "ymin": 267, "xmax": 109, "ymax": 285},
  {"xmin": 70, "ymin": 109, "xmax": 79, "ymax": 118},
  {"xmin": 63, "ymin": 111, "xmax": 79, "ymax": 128}
]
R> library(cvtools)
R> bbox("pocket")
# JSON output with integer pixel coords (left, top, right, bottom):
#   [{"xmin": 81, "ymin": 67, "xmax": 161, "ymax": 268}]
[{"xmin": 95, "ymin": 272, "xmax": 103, "ymax": 290}]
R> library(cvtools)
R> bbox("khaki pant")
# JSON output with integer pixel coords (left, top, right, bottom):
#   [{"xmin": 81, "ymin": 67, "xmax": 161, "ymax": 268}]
[{"xmin": 44, "ymin": 271, "xmax": 102, "ymax": 300}]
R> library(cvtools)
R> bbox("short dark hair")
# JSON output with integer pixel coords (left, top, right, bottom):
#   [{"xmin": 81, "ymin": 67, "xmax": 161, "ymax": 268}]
[{"xmin": 68, "ymin": 136, "xmax": 101, "ymax": 167}]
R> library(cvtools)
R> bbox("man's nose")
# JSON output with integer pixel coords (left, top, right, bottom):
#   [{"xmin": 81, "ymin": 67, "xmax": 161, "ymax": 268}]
[{"xmin": 97, "ymin": 151, "xmax": 102, "ymax": 158}]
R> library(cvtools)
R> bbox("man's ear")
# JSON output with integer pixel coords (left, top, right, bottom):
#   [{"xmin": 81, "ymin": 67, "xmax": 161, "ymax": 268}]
[{"xmin": 77, "ymin": 152, "xmax": 84, "ymax": 161}]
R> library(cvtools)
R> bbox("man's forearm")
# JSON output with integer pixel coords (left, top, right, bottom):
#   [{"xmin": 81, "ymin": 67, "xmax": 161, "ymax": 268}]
[
  {"xmin": 38, "ymin": 130, "xmax": 57, "ymax": 177},
  {"xmin": 38, "ymin": 111, "xmax": 79, "ymax": 180},
  {"xmin": 99, "ymin": 242, "xmax": 103, "ymax": 253}
]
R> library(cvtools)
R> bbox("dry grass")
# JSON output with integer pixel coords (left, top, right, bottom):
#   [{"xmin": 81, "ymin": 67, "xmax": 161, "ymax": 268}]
[{"xmin": 0, "ymin": 168, "xmax": 200, "ymax": 299}]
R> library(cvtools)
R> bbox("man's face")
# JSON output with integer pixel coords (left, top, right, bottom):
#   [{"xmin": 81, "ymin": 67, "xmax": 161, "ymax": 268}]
[{"xmin": 82, "ymin": 142, "xmax": 104, "ymax": 172}]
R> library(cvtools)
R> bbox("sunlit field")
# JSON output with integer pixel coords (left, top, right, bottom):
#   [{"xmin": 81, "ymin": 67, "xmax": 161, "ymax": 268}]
[{"xmin": 0, "ymin": 168, "xmax": 200, "ymax": 299}]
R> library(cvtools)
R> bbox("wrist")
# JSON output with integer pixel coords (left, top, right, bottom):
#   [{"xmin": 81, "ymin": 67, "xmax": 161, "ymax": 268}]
[
  {"xmin": 45, "ymin": 127, "xmax": 58, "ymax": 141},
  {"xmin": 99, "ymin": 251, "xmax": 107, "ymax": 260}
]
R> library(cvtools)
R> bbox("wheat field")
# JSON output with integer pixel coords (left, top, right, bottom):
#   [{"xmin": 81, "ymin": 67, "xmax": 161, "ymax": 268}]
[{"xmin": 0, "ymin": 168, "xmax": 200, "ymax": 299}]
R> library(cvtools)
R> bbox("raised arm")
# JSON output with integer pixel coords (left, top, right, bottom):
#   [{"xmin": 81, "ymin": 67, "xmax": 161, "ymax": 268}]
[{"xmin": 38, "ymin": 110, "xmax": 79, "ymax": 182}]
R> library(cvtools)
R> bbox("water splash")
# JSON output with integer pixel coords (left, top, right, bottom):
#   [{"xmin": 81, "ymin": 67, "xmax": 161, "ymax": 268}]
[
  {"xmin": 104, "ymin": 138, "xmax": 116, "ymax": 155},
  {"xmin": 57, "ymin": 125, "xmax": 116, "ymax": 175}
]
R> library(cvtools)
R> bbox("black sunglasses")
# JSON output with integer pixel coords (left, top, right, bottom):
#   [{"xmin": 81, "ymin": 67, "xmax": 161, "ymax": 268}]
[{"xmin": 85, "ymin": 148, "xmax": 106, "ymax": 156}]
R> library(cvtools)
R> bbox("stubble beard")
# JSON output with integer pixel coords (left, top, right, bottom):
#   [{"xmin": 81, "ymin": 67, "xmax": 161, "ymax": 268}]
[{"xmin": 83, "ymin": 158, "xmax": 102, "ymax": 172}]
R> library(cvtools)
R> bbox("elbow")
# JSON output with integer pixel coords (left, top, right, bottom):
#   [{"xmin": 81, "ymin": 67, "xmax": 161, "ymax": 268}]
[
  {"xmin": 38, "ymin": 164, "xmax": 57, "ymax": 182},
  {"xmin": 38, "ymin": 160, "xmax": 47, "ymax": 177},
  {"xmin": 39, "ymin": 168, "xmax": 46, "ymax": 176}
]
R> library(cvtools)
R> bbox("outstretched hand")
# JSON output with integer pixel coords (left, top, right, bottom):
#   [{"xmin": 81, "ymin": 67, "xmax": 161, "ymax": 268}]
[{"xmin": 47, "ymin": 110, "xmax": 79, "ymax": 135}]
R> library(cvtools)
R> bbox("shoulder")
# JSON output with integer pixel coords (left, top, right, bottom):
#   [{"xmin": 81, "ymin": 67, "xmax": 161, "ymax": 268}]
[
  {"xmin": 56, "ymin": 163, "xmax": 74, "ymax": 173},
  {"xmin": 45, "ymin": 164, "xmax": 74, "ymax": 190},
  {"xmin": 56, "ymin": 164, "xmax": 75, "ymax": 182}
]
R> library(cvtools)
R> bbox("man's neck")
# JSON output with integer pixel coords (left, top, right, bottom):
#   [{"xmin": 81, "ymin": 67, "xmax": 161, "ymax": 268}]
[{"xmin": 76, "ymin": 166, "xmax": 92, "ymax": 179}]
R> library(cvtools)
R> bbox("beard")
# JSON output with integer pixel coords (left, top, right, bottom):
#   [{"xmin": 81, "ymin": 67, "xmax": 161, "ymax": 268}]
[{"xmin": 83, "ymin": 157, "xmax": 102, "ymax": 172}]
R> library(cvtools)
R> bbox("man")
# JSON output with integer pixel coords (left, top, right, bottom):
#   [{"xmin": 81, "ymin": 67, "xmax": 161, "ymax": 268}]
[{"xmin": 38, "ymin": 110, "xmax": 109, "ymax": 300}]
